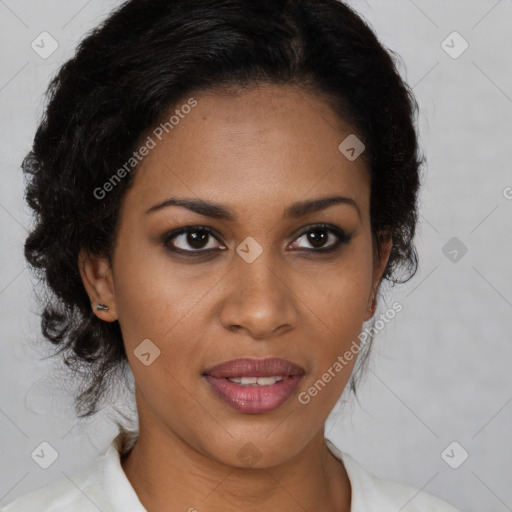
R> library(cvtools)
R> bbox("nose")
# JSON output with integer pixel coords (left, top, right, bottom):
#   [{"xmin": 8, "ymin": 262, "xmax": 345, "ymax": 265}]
[{"xmin": 218, "ymin": 254, "xmax": 298, "ymax": 340}]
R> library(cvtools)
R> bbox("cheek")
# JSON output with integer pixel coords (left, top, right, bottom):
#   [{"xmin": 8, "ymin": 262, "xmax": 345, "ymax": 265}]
[
  {"xmin": 295, "ymin": 241, "xmax": 374, "ymax": 399},
  {"xmin": 113, "ymin": 249, "xmax": 213, "ymax": 422},
  {"xmin": 302, "ymin": 238, "xmax": 374, "ymax": 330},
  {"xmin": 111, "ymin": 232, "xmax": 219, "ymax": 345}
]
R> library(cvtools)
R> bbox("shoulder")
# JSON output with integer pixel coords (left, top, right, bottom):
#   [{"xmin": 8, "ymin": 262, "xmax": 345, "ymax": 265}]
[
  {"xmin": 0, "ymin": 430, "xmax": 139, "ymax": 512},
  {"xmin": 0, "ymin": 455, "xmax": 111, "ymax": 512},
  {"xmin": 325, "ymin": 439, "xmax": 460, "ymax": 512}
]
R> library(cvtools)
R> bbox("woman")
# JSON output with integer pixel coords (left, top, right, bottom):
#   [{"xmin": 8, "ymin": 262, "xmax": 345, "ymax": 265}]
[{"xmin": 1, "ymin": 0, "xmax": 460, "ymax": 510}]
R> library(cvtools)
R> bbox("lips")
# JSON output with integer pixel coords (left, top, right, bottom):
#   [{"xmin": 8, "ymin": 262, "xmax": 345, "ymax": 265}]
[
  {"xmin": 203, "ymin": 357, "xmax": 305, "ymax": 378},
  {"xmin": 203, "ymin": 357, "xmax": 305, "ymax": 414}
]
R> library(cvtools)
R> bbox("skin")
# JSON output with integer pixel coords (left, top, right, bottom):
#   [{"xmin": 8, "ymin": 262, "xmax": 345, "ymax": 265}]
[{"xmin": 79, "ymin": 83, "xmax": 392, "ymax": 512}]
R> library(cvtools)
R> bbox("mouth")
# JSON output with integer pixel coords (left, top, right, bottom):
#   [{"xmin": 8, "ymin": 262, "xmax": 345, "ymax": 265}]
[{"xmin": 202, "ymin": 357, "xmax": 305, "ymax": 414}]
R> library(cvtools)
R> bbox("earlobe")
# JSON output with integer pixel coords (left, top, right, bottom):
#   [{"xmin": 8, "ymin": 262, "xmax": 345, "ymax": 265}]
[
  {"xmin": 364, "ymin": 294, "xmax": 377, "ymax": 322},
  {"xmin": 364, "ymin": 234, "xmax": 393, "ymax": 321},
  {"xmin": 375, "ymin": 234, "xmax": 393, "ymax": 283},
  {"xmin": 78, "ymin": 249, "xmax": 118, "ymax": 321}
]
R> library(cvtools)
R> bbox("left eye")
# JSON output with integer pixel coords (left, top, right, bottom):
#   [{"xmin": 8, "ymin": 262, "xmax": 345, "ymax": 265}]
[{"xmin": 289, "ymin": 224, "xmax": 351, "ymax": 251}]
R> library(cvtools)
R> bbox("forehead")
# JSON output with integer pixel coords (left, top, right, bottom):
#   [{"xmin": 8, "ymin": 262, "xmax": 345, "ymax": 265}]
[{"xmin": 124, "ymin": 84, "xmax": 370, "ymax": 220}]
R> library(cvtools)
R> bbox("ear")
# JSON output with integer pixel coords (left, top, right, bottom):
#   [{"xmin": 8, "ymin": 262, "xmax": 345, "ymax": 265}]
[
  {"xmin": 364, "ymin": 233, "xmax": 393, "ymax": 322},
  {"xmin": 78, "ymin": 249, "xmax": 118, "ymax": 321}
]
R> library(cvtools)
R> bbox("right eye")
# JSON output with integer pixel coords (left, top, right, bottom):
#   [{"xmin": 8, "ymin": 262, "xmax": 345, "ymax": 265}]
[{"xmin": 162, "ymin": 226, "xmax": 226, "ymax": 255}]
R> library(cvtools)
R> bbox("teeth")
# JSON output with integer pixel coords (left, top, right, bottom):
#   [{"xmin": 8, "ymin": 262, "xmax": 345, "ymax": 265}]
[
  {"xmin": 227, "ymin": 376, "xmax": 285, "ymax": 386},
  {"xmin": 256, "ymin": 376, "xmax": 281, "ymax": 386}
]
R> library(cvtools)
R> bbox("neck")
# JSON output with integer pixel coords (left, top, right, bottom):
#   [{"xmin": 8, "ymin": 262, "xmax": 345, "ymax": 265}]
[{"xmin": 121, "ymin": 423, "xmax": 351, "ymax": 512}]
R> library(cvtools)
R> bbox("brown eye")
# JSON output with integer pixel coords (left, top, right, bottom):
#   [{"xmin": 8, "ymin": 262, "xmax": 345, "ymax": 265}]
[
  {"xmin": 305, "ymin": 228, "xmax": 329, "ymax": 248},
  {"xmin": 289, "ymin": 224, "xmax": 352, "ymax": 252},
  {"xmin": 183, "ymin": 229, "xmax": 211, "ymax": 249},
  {"xmin": 163, "ymin": 226, "xmax": 226, "ymax": 253}
]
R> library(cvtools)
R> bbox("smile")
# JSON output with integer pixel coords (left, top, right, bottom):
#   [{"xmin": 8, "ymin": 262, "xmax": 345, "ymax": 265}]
[
  {"xmin": 227, "ymin": 376, "xmax": 286, "ymax": 385},
  {"xmin": 203, "ymin": 358, "xmax": 304, "ymax": 414}
]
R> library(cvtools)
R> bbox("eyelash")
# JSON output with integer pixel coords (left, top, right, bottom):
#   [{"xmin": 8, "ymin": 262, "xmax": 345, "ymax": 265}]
[{"xmin": 161, "ymin": 223, "xmax": 352, "ymax": 257}]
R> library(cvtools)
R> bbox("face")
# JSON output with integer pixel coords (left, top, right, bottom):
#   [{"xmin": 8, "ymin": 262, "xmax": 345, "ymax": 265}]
[{"xmin": 80, "ymin": 83, "xmax": 391, "ymax": 468}]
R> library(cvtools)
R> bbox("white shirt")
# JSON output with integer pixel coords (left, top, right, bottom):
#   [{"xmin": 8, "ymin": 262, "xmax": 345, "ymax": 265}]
[{"xmin": 1, "ymin": 430, "xmax": 460, "ymax": 511}]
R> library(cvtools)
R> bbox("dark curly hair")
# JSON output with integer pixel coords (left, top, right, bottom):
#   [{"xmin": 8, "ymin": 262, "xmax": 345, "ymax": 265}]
[{"xmin": 23, "ymin": 0, "xmax": 422, "ymax": 419}]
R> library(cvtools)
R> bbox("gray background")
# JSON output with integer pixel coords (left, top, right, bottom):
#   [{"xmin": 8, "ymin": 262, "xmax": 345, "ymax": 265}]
[{"xmin": 1, "ymin": 1, "xmax": 511, "ymax": 511}]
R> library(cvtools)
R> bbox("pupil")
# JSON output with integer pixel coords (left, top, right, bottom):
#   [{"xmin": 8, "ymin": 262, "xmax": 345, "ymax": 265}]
[
  {"xmin": 188, "ymin": 230, "xmax": 208, "ymax": 249},
  {"xmin": 308, "ymin": 229, "xmax": 327, "ymax": 248}
]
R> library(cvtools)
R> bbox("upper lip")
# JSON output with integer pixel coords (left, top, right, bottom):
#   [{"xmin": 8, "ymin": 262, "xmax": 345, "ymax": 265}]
[{"xmin": 203, "ymin": 357, "xmax": 305, "ymax": 378}]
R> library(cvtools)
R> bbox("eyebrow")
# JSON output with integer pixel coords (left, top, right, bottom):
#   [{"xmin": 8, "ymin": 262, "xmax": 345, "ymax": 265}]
[{"xmin": 145, "ymin": 195, "xmax": 361, "ymax": 221}]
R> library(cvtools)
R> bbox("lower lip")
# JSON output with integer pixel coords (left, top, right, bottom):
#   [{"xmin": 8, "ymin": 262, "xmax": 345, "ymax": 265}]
[{"xmin": 204, "ymin": 375, "xmax": 303, "ymax": 414}]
